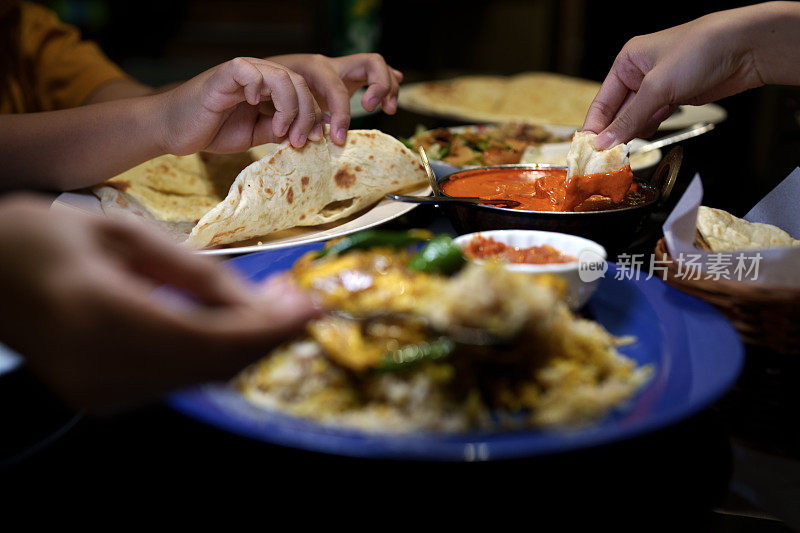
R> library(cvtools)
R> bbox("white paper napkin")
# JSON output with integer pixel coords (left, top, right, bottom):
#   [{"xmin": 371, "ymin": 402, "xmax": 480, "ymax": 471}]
[{"xmin": 662, "ymin": 168, "xmax": 800, "ymax": 288}]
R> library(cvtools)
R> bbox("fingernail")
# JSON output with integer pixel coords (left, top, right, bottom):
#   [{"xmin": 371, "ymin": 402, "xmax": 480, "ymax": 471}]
[
  {"xmin": 309, "ymin": 124, "xmax": 323, "ymax": 141},
  {"xmin": 366, "ymin": 97, "xmax": 378, "ymax": 109},
  {"xmin": 595, "ymin": 131, "xmax": 617, "ymax": 150},
  {"xmin": 335, "ymin": 128, "xmax": 346, "ymax": 144},
  {"xmin": 295, "ymin": 133, "xmax": 307, "ymax": 147},
  {"xmin": 276, "ymin": 122, "xmax": 289, "ymax": 138}
]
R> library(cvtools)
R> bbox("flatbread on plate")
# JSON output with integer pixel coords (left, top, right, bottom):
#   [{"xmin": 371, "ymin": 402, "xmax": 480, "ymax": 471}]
[{"xmin": 93, "ymin": 130, "xmax": 427, "ymax": 249}]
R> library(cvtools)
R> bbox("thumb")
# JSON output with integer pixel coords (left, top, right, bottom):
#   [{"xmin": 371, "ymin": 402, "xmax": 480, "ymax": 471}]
[
  {"xmin": 99, "ymin": 218, "xmax": 253, "ymax": 307},
  {"xmin": 199, "ymin": 274, "xmax": 322, "ymax": 349},
  {"xmin": 253, "ymin": 274, "xmax": 324, "ymax": 327}
]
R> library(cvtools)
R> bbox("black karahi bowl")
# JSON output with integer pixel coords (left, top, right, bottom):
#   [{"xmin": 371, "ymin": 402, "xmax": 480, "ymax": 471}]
[{"xmin": 436, "ymin": 147, "xmax": 683, "ymax": 254}]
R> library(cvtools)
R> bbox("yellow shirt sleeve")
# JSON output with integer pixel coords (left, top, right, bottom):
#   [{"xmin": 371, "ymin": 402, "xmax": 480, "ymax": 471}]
[{"xmin": 16, "ymin": 2, "xmax": 128, "ymax": 111}]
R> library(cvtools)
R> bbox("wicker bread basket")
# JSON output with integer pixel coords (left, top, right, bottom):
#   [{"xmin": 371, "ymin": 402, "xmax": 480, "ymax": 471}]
[{"xmin": 653, "ymin": 237, "xmax": 800, "ymax": 355}]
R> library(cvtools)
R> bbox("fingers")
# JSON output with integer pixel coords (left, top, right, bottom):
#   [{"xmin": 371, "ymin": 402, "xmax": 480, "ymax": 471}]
[
  {"xmin": 359, "ymin": 54, "xmax": 400, "ymax": 114},
  {"xmin": 96, "ymin": 217, "xmax": 252, "ymax": 307},
  {"xmin": 333, "ymin": 53, "xmax": 399, "ymax": 114},
  {"xmin": 48, "ymin": 252, "xmax": 320, "ymax": 409},
  {"xmin": 260, "ymin": 53, "xmax": 401, "ymax": 146},
  {"xmin": 322, "ymin": 77, "xmax": 352, "ymax": 145},
  {"xmin": 252, "ymin": 60, "xmax": 321, "ymax": 147},
  {"xmin": 246, "ymin": 61, "xmax": 299, "ymax": 141},
  {"xmin": 230, "ymin": 274, "xmax": 322, "ymax": 341},
  {"xmin": 377, "ymin": 65, "xmax": 401, "ymax": 114},
  {"xmin": 582, "ymin": 60, "xmax": 640, "ymax": 136},
  {"xmin": 638, "ymin": 104, "xmax": 679, "ymax": 138},
  {"xmin": 201, "ymin": 58, "xmax": 260, "ymax": 112},
  {"xmin": 205, "ymin": 57, "xmax": 295, "ymax": 138},
  {"xmin": 207, "ymin": 58, "xmax": 322, "ymax": 148},
  {"xmin": 283, "ymin": 69, "xmax": 323, "ymax": 147},
  {"xmin": 167, "ymin": 274, "xmax": 320, "ymax": 359},
  {"xmin": 595, "ymin": 69, "xmax": 671, "ymax": 148}
]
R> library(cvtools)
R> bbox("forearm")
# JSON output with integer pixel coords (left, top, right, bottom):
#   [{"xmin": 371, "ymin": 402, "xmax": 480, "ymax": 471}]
[
  {"xmin": 743, "ymin": 2, "xmax": 800, "ymax": 86},
  {"xmin": 84, "ymin": 79, "xmax": 184, "ymax": 105},
  {"xmin": 0, "ymin": 96, "xmax": 166, "ymax": 191},
  {"xmin": 83, "ymin": 78, "xmax": 154, "ymax": 105}
]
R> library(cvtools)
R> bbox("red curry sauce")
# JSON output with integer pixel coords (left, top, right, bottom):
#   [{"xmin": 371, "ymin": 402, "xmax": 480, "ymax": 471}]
[
  {"xmin": 465, "ymin": 235, "xmax": 576, "ymax": 264},
  {"xmin": 440, "ymin": 166, "xmax": 636, "ymax": 212}
]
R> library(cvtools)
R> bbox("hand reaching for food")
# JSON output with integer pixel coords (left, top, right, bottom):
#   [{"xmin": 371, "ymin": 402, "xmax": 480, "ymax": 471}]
[
  {"xmin": 267, "ymin": 53, "xmax": 403, "ymax": 145},
  {"xmin": 157, "ymin": 57, "xmax": 326, "ymax": 154},
  {"xmin": 0, "ymin": 52, "xmax": 404, "ymax": 192},
  {"xmin": 0, "ymin": 195, "xmax": 320, "ymax": 410},
  {"xmin": 583, "ymin": 1, "xmax": 800, "ymax": 148},
  {"xmin": 0, "ymin": 57, "xmax": 325, "ymax": 191}
]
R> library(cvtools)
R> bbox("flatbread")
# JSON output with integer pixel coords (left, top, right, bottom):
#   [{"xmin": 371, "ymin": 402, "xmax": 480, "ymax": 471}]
[
  {"xmin": 94, "ymin": 152, "xmax": 257, "ymax": 224},
  {"xmin": 566, "ymin": 131, "xmax": 629, "ymax": 179},
  {"xmin": 402, "ymin": 72, "xmax": 601, "ymax": 127},
  {"xmin": 696, "ymin": 206, "xmax": 800, "ymax": 251},
  {"xmin": 93, "ymin": 131, "xmax": 425, "ymax": 249},
  {"xmin": 185, "ymin": 130, "xmax": 427, "ymax": 248}
]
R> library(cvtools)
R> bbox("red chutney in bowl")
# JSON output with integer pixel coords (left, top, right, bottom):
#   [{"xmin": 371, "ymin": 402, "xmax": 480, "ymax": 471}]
[
  {"xmin": 464, "ymin": 235, "xmax": 576, "ymax": 264},
  {"xmin": 440, "ymin": 166, "xmax": 638, "ymax": 212}
]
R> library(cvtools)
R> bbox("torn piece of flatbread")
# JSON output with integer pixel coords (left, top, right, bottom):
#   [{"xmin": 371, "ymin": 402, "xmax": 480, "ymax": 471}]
[
  {"xmin": 185, "ymin": 130, "xmax": 428, "ymax": 248},
  {"xmin": 566, "ymin": 131, "xmax": 629, "ymax": 179},
  {"xmin": 696, "ymin": 206, "xmax": 800, "ymax": 251}
]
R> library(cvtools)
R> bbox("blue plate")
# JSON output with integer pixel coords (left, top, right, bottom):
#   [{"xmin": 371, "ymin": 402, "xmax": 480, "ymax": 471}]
[{"xmin": 168, "ymin": 243, "xmax": 744, "ymax": 461}]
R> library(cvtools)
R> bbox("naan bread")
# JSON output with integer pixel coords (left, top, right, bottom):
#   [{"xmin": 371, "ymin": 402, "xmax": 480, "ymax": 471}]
[
  {"xmin": 403, "ymin": 72, "xmax": 601, "ymax": 127},
  {"xmin": 92, "ymin": 131, "xmax": 424, "ymax": 249},
  {"xmin": 566, "ymin": 131, "xmax": 629, "ymax": 179},
  {"xmin": 500, "ymin": 73, "xmax": 601, "ymax": 126},
  {"xmin": 185, "ymin": 130, "xmax": 427, "ymax": 248},
  {"xmin": 696, "ymin": 206, "xmax": 800, "ymax": 251},
  {"xmin": 405, "ymin": 75, "xmax": 507, "ymax": 119},
  {"xmin": 93, "ymin": 152, "xmax": 258, "ymax": 224}
]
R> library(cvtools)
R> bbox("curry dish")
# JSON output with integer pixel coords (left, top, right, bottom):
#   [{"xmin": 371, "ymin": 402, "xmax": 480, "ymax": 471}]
[
  {"xmin": 236, "ymin": 231, "xmax": 651, "ymax": 432},
  {"xmin": 440, "ymin": 167, "xmax": 648, "ymax": 213}
]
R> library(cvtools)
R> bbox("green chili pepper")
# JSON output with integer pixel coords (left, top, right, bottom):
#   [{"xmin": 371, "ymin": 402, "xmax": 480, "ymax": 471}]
[
  {"xmin": 439, "ymin": 145, "xmax": 451, "ymax": 158},
  {"xmin": 466, "ymin": 154, "xmax": 484, "ymax": 166},
  {"xmin": 377, "ymin": 337, "xmax": 455, "ymax": 371},
  {"xmin": 407, "ymin": 234, "xmax": 466, "ymax": 274},
  {"xmin": 316, "ymin": 229, "xmax": 432, "ymax": 259},
  {"xmin": 397, "ymin": 136, "xmax": 414, "ymax": 150},
  {"xmin": 474, "ymin": 139, "xmax": 491, "ymax": 152}
]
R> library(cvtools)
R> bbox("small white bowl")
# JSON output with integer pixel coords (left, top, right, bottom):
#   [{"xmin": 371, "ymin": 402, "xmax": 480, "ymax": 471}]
[{"xmin": 453, "ymin": 230, "xmax": 607, "ymax": 309}]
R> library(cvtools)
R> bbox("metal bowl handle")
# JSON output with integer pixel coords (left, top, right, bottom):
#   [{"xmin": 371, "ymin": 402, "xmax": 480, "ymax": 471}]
[{"xmin": 649, "ymin": 146, "xmax": 683, "ymax": 205}]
